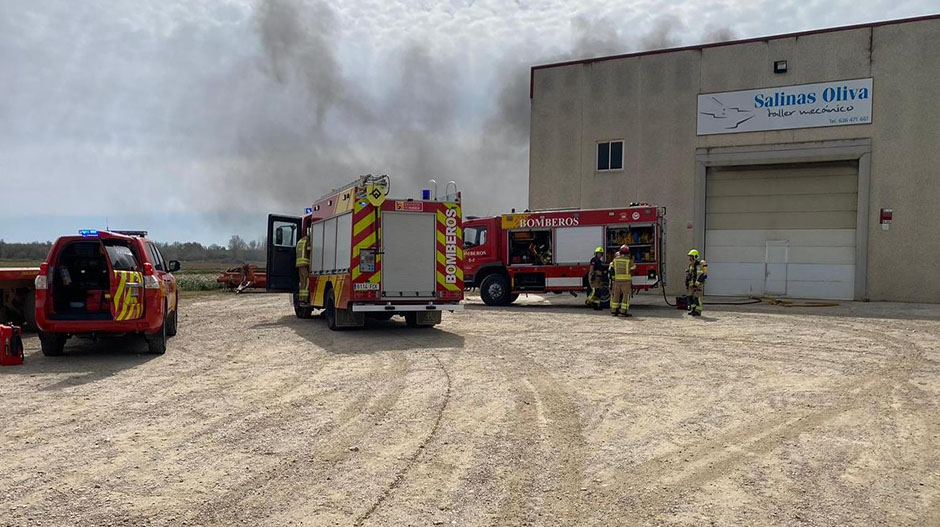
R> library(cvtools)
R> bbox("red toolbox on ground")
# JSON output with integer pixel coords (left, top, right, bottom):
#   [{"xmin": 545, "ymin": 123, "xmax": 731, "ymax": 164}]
[{"xmin": 1, "ymin": 324, "xmax": 24, "ymax": 366}]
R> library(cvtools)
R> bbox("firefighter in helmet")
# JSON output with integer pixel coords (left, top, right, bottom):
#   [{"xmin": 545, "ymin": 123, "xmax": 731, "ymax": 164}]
[
  {"xmin": 585, "ymin": 247, "xmax": 606, "ymax": 308},
  {"xmin": 685, "ymin": 249, "xmax": 708, "ymax": 316},
  {"xmin": 296, "ymin": 230, "xmax": 311, "ymax": 303},
  {"xmin": 609, "ymin": 245, "xmax": 636, "ymax": 317}
]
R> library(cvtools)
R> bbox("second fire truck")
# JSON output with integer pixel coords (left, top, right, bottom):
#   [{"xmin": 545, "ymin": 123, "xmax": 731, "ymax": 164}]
[
  {"xmin": 266, "ymin": 176, "xmax": 464, "ymax": 329},
  {"xmin": 463, "ymin": 205, "xmax": 666, "ymax": 306}
]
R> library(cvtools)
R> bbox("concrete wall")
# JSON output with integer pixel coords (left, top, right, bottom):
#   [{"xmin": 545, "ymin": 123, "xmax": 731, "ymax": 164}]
[{"xmin": 529, "ymin": 18, "xmax": 940, "ymax": 302}]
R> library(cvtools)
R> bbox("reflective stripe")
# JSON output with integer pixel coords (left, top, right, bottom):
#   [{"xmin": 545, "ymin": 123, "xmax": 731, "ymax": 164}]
[
  {"xmin": 296, "ymin": 236, "xmax": 309, "ymax": 266},
  {"xmin": 612, "ymin": 257, "xmax": 633, "ymax": 281}
]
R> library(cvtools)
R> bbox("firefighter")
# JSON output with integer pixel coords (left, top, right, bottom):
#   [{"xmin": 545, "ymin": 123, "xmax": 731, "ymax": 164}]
[
  {"xmin": 686, "ymin": 249, "xmax": 708, "ymax": 316},
  {"xmin": 585, "ymin": 247, "xmax": 606, "ymax": 308},
  {"xmin": 609, "ymin": 245, "xmax": 636, "ymax": 317},
  {"xmin": 296, "ymin": 231, "xmax": 310, "ymax": 302}
]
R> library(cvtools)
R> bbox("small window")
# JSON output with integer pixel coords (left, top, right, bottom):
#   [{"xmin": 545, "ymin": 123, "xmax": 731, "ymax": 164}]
[
  {"xmin": 147, "ymin": 243, "xmax": 165, "ymax": 271},
  {"xmin": 105, "ymin": 244, "xmax": 140, "ymax": 272},
  {"xmin": 597, "ymin": 140, "xmax": 624, "ymax": 171},
  {"xmin": 464, "ymin": 226, "xmax": 487, "ymax": 249},
  {"xmin": 273, "ymin": 222, "xmax": 297, "ymax": 247}
]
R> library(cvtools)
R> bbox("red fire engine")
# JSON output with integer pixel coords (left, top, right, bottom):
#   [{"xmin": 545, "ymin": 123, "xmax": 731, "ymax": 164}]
[
  {"xmin": 463, "ymin": 205, "xmax": 665, "ymax": 306},
  {"xmin": 266, "ymin": 176, "xmax": 464, "ymax": 329}
]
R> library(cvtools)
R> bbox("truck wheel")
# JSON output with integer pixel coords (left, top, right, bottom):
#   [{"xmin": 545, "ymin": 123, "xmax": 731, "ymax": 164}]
[
  {"xmin": 146, "ymin": 315, "xmax": 168, "ymax": 355},
  {"xmin": 39, "ymin": 332, "xmax": 67, "ymax": 356},
  {"xmin": 480, "ymin": 274, "xmax": 510, "ymax": 306},
  {"xmin": 166, "ymin": 298, "xmax": 179, "ymax": 337},
  {"xmin": 293, "ymin": 293, "xmax": 313, "ymax": 319},
  {"xmin": 325, "ymin": 288, "xmax": 338, "ymax": 331}
]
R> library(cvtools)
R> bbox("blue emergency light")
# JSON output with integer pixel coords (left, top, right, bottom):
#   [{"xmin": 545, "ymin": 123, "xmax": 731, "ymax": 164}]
[
  {"xmin": 305, "ymin": 207, "xmax": 313, "ymax": 214},
  {"xmin": 79, "ymin": 229, "xmax": 99, "ymax": 237}
]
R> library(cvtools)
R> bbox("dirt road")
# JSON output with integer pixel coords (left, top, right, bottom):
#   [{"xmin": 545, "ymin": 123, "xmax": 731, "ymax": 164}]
[{"xmin": 2, "ymin": 293, "xmax": 939, "ymax": 526}]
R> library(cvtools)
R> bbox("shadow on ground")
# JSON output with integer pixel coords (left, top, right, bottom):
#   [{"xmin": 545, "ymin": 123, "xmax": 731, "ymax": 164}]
[
  {"xmin": 1, "ymin": 334, "xmax": 161, "ymax": 390},
  {"xmin": 464, "ymin": 292, "xmax": 940, "ymax": 321},
  {"xmin": 253, "ymin": 314, "xmax": 466, "ymax": 354}
]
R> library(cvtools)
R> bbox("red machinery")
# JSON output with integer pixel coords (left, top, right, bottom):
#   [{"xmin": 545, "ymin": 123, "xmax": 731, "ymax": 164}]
[
  {"xmin": 0, "ymin": 267, "xmax": 40, "ymax": 328},
  {"xmin": 463, "ymin": 205, "xmax": 666, "ymax": 306},
  {"xmin": 217, "ymin": 264, "xmax": 268, "ymax": 292}
]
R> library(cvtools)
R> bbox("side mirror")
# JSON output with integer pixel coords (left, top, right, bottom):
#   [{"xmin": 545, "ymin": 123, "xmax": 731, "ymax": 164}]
[
  {"xmin": 275, "ymin": 229, "xmax": 284, "ymax": 245},
  {"xmin": 168, "ymin": 260, "xmax": 181, "ymax": 273}
]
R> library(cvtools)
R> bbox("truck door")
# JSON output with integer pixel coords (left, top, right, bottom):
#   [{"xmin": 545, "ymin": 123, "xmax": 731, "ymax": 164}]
[{"xmin": 266, "ymin": 214, "xmax": 302, "ymax": 292}]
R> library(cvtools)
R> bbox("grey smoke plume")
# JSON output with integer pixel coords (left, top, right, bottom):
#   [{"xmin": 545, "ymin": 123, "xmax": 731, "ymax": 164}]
[
  {"xmin": 638, "ymin": 15, "xmax": 685, "ymax": 51},
  {"xmin": 221, "ymin": 0, "xmax": 734, "ymax": 221},
  {"xmin": 704, "ymin": 26, "xmax": 738, "ymax": 43}
]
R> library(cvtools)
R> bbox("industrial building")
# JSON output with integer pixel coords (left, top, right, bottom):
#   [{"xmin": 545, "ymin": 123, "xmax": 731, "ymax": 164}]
[{"xmin": 528, "ymin": 14, "xmax": 940, "ymax": 302}]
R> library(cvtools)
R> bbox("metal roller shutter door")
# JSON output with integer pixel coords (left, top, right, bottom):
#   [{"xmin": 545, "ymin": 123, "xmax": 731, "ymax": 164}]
[{"xmin": 705, "ymin": 161, "xmax": 858, "ymax": 300}]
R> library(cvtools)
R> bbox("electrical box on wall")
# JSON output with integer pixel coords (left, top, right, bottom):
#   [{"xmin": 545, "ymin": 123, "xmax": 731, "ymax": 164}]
[{"xmin": 880, "ymin": 208, "xmax": 893, "ymax": 230}]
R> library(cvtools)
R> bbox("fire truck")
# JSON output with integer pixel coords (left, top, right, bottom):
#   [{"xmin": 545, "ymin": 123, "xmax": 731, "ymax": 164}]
[
  {"xmin": 463, "ymin": 205, "xmax": 665, "ymax": 306},
  {"xmin": 266, "ymin": 175, "xmax": 464, "ymax": 329}
]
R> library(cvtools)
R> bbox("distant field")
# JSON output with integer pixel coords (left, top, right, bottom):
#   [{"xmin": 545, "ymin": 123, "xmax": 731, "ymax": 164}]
[
  {"xmin": 174, "ymin": 261, "xmax": 265, "ymax": 275},
  {"xmin": 0, "ymin": 259, "xmax": 42, "ymax": 267}
]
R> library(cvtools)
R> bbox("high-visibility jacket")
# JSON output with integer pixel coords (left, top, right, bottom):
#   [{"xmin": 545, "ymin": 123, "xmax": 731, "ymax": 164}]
[
  {"xmin": 686, "ymin": 259, "xmax": 708, "ymax": 286},
  {"xmin": 296, "ymin": 235, "xmax": 309, "ymax": 267},
  {"xmin": 611, "ymin": 255, "xmax": 636, "ymax": 282}
]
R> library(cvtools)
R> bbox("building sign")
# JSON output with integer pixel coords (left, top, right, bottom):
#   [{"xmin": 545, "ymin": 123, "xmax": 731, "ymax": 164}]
[
  {"xmin": 502, "ymin": 213, "xmax": 580, "ymax": 229},
  {"xmin": 697, "ymin": 78, "xmax": 873, "ymax": 135}
]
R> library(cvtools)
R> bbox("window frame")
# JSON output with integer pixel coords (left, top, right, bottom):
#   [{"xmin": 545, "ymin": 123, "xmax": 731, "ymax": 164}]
[
  {"xmin": 596, "ymin": 139, "xmax": 625, "ymax": 172},
  {"xmin": 147, "ymin": 242, "xmax": 166, "ymax": 272},
  {"xmin": 464, "ymin": 226, "xmax": 488, "ymax": 249}
]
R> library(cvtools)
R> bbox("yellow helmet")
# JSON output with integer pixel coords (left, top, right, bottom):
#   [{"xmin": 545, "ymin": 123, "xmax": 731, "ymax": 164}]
[
  {"xmin": 594, "ymin": 247, "xmax": 603, "ymax": 254},
  {"xmin": 688, "ymin": 249, "xmax": 701, "ymax": 259}
]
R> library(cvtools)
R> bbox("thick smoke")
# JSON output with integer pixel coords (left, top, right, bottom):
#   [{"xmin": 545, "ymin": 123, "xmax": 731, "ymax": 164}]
[{"xmin": 219, "ymin": 0, "xmax": 735, "ymax": 222}]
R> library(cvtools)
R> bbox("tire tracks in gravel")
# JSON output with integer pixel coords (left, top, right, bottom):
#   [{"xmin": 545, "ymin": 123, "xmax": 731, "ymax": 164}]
[
  {"xmin": 352, "ymin": 352, "xmax": 452, "ymax": 527},
  {"xmin": 487, "ymin": 349, "xmax": 587, "ymax": 527},
  {"xmin": 190, "ymin": 350, "xmax": 411, "ymax": 526},
  {"xmin": 589, "ymin": 318, "xmax": 929, "ymax": 523}
]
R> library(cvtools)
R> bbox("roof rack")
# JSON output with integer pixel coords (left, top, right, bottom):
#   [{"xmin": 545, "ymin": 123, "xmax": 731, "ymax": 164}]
[{"xmin": 112, "ymin": 230, "xmax": 148, "ymax": 237}]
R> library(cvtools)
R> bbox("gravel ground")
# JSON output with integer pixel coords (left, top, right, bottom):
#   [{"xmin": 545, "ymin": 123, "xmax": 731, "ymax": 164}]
[{"xmin": 1, "ymin": 292, "xmax": 939, "ymax": 526}]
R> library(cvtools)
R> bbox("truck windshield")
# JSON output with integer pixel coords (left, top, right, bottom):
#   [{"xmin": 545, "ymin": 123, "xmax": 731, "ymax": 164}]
[{"xmin": 105, "ymin": 245, "xmax": 139, "ymax": 271}]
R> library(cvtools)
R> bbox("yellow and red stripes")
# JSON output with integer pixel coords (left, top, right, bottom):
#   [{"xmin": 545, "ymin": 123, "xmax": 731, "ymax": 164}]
[
  {"xmin": 436, "ymin": 203, "xmax": 463, "ymax": 292},
  {"xmin": 112, "ymin": 270, "xmax": 144, "ymax": 321},
  {"xmin": 310, "ymin": 274, "xmax": 349, "ymax": 308},
  {"xmin": 350, "ymin": 199, "xmax": 381, "ymax": 286}
]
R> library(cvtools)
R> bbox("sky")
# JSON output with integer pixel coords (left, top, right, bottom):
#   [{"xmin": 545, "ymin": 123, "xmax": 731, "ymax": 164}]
[{"xmin": 1, "ymin": 0, "xmax": 936, "ymax": 244}]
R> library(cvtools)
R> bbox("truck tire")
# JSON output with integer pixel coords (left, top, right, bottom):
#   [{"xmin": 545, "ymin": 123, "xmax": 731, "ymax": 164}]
[
  {"xmin": 166, "ymin": 297, "xmax": 179, "ymax": 337},
  {"xmin": 480, "ymin": 274, "xmax": 510, "ymax": 306},
  {"xmin": 146, "ymin": 315, "xmax": 168, "ymax": 355},
  {"xmin": 39, "ymin": 332, "xmax": 67, "ymax": 356},
  {"xmin": 507, "ymin": 293, "xmax": 520, "ymax": 305},
  {"xmin": 324, "ymin": 288, "xmax": 338, "ymax": 331},
  {"xmin": 293, "ymin": 292, "xmax": 313, "ymax": 319}
]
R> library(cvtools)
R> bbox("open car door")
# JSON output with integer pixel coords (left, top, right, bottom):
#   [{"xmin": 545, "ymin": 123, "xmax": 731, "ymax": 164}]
[{"xmin": 266, "ymin": 214, "xmax": 302, "ymax": 292}]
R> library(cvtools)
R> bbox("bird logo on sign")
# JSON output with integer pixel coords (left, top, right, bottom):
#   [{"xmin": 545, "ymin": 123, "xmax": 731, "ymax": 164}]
[{"xmin": 365, "ymin": 182, "xmax": 388, "ymax": 206}]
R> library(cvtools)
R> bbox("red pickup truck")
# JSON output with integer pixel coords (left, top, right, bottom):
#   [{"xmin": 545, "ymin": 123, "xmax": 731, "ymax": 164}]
[{"xmin": 32, "ymin": 230, "xmax": 181, "ymax": 355}]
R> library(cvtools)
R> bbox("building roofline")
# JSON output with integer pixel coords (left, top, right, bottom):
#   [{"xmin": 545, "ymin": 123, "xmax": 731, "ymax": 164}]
[{"xmin": 529, "ymin": 13, "xmax": 940, "ymax": 98}]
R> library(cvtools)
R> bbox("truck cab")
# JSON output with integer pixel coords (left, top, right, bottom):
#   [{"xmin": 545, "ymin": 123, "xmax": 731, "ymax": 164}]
[{"xmin": 34, "ymin": 230, "xmax": 181, "ymax": 355}]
